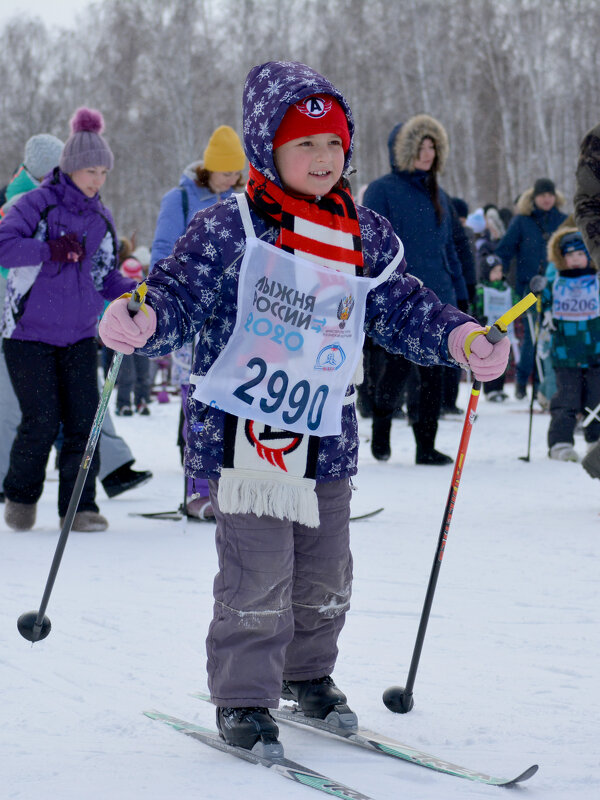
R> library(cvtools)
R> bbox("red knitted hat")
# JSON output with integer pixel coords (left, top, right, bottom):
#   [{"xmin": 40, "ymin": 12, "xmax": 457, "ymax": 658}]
[{"xmin": 273, "ymin": 95, "xmax": 350, "ymax": 152}]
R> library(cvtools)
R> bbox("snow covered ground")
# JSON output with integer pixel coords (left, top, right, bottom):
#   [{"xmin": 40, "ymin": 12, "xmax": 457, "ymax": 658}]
[{"xmin": 2, "ymin": 380, "xmax": 598, "ymax": 800}]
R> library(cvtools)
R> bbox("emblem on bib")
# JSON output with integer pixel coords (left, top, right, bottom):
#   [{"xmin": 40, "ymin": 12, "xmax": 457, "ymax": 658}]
[
  {"xmin": 337, "ymin": 294, "xmax": 355, "ymax": 328},
  {"xmin": 245, "ymin": 420, "xmax": 303, "ymax": 471},
  {"xmin": 314, "ymin": 343, "xmax": 346, "ymax": 371}
]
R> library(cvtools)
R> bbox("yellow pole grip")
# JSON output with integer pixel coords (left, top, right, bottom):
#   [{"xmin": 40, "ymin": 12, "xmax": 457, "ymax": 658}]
[{"xmin": 464, "ymin": 292, "xmax": 537, "ymax": 357}]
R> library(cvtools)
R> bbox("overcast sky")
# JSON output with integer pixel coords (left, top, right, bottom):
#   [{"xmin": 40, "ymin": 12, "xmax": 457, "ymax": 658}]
[{"xmin": 0, "ymin": 0, "xmax": 96, "ymax": 31}]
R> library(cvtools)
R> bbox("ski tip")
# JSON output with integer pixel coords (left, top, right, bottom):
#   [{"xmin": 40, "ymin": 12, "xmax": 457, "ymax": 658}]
[
  {"xmin": 502, "ymin": 763, "xmax": 539, "ymax": 786},
  {"xmin": 350, "ymin": 507, "xmax": 384, "ymax": 521}
]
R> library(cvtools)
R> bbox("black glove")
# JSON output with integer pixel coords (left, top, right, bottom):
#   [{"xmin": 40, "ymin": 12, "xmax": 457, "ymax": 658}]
[
  {"xmin": 47, "ymin": 233, "xmax": 85, "ymax": 263},
  {"xmin": 457, "ymin": 298, "xmax": 470, "ymax": 313}
]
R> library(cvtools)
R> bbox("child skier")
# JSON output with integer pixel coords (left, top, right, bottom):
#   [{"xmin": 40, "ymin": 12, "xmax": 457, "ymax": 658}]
[
  {"xmin": 99, "ymin": 61, "xmax": 509, "ymax": 756},
  {"xmin": 473, "ymin": 253, "xmax": 519, "ymax": 401},
  {"xmin": 543, "ymin": 229, "xmax": 600, "ymax": 461}
]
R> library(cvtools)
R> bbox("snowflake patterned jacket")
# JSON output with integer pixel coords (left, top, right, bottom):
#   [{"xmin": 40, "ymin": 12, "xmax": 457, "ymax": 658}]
[
  {"xmin": 0, "ymin": 168, "xmax": 133, "ymax": 346},
  {"xmin": 139, "ymin": 60, "xmax": 472, "ymax": 481}
]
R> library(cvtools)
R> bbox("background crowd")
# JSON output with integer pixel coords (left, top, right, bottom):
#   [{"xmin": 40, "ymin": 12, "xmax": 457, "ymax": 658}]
[{"xmin": 2, "ymin": 0, "xmax": 600, "ymax": 537}]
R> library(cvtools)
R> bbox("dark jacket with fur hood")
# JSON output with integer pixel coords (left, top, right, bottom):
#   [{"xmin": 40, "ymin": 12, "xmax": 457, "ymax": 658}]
[
  {"xmin": 574, "ymin": 122, "xmax": 600, "ymax": 267},
  {"xmin": 495, "ymin": 187, "xmax": 567, "ymax": 296},
  {"xmin": 362, "ymin": 116, "xmax": 467, "ymax": 305}
]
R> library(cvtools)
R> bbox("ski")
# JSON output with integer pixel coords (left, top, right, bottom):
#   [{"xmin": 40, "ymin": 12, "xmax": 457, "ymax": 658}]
[
  {"xmin": 349, "ymin": 507, "xmax": 383, "ymax": 521},
  {"xmin": 144, "ymin": 710, "xmax": 375, "ymax": 800},
  {"xmin": 192, "ymin": 692, "xmax": 538, "ymax": 788},
  {"xmin": 271, "ymin": 705, "xmax": 537, "ymax": 788},
  {"xmin": 129, "ymin": 510, "xmax": 182, "ymax": 520},
  {"xmin": 130, "ymin": 507, "xmax": 384, "ymax": 522}
]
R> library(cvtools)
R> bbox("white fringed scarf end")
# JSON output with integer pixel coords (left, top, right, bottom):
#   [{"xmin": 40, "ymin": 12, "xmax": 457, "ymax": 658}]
[{"xmin": 218, "ymin": 468, "xmax": 320, "ymax": 528}]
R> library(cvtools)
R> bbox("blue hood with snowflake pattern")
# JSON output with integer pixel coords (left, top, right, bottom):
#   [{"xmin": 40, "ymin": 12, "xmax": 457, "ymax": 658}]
[{"xmin": 242, "ymin": 61, "xmax": 355, "ymax": 188}]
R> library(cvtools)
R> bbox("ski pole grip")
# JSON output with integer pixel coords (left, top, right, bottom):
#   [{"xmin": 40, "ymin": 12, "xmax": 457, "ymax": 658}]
[
  {"xmin": 125, "ymin": 282, "xmax": 148, "ymax": 316},
  {"xmin": 464, "ymin": 292, "xmax": 537, "ymax": 355}
]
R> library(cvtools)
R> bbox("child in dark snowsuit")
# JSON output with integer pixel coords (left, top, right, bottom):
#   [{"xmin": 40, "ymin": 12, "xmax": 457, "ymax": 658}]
[
  {"xmin": 473, "ymin": 253, "xmax": 520, "ymax": 401},
  {"xmin": 99, "ymin": 61, "xmax": 509, "ymax": 756},
  {"xmin": 543, "ymin": 229, "xmax": 600, "ymax": 461}
]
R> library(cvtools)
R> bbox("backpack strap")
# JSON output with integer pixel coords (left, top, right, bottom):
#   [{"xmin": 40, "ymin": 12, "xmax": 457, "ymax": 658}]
[{"xmin": 179, "ymin": 187, "xmax": 189, "ymax": 225}]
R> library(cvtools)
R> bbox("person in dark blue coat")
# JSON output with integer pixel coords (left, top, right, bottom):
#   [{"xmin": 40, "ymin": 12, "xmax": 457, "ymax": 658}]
[
  {"xmin": 495, "ymin": 178, "xmax": 567, "ymax": 399},
  {"xmin": 362, "ymin": 115, "xmax": 468, "ymax": 464}
]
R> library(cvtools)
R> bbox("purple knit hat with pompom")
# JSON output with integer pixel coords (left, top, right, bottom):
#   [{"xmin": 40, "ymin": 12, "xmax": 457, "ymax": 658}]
[{"xmin": 59, "ymin": 107, "xmax": 114, "ymax": 173}]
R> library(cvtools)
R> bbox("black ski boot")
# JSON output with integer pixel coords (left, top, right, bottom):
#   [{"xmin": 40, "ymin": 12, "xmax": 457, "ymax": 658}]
[
  {"xmin": 216, "ymin": 706, "xmax": 283, "ymax": 759},
  {"xmin": 281, "ymin": 676, "xmax": 358, "ymax": 730}
]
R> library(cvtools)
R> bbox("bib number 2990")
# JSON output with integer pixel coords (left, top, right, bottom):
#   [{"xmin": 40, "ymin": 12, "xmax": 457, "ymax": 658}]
[{"xmin": 233, "ymin": 357, "xmax": 328, "ymax": 431}]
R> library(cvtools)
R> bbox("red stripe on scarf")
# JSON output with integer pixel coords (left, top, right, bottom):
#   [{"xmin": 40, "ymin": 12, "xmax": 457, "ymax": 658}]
[
  {"xmin": 280, "ymin": 230, "xmax": 364, "ymax": 265},
  {"xmin": 246, "ymin": 164, "xmax": 363, "ymax": 271}
]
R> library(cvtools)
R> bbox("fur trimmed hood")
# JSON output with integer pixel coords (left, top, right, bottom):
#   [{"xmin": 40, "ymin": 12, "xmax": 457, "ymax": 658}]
[
  {"xmin": 516, "ymin": 186, "xmax": 566, "ymax": 216},
  {"xmin": 389, "ymin": 114, "xmax": 449, "ymax": 174},
  {"xmin": 547, "ymin": 226, "xmax": 596, "ymax": 272}
]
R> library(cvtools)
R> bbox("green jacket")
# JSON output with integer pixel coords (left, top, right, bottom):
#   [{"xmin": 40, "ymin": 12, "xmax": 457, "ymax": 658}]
[
  {"xmin": 0, "ymin": 164, "xmax": 39, "ymax": 278},
  {"xmin": 473, "ymin": 279, "xmax": 519, "ymax": 326}
]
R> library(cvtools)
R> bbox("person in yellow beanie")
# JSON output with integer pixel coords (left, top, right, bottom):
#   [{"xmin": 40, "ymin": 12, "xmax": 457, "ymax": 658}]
[{"xmin": 150, "ymin": 124, "xmax": 245, "ymax": 520}]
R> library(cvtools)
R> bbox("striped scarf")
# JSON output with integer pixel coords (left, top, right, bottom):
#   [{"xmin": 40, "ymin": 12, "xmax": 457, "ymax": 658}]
[{"xmin": 246, "ymin": 164, "xmax": 363, "ymax": 274}]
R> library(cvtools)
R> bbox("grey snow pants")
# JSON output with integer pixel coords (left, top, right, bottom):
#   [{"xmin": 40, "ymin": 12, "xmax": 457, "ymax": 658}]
[{"xmin": 206, "ymin": 477, "xmax": 353, "ymax": 708}]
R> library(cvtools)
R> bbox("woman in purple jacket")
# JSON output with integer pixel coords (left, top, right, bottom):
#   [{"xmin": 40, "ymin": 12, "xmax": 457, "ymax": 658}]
[{"xmin": 0, "ymin": 108, "xmax": 134, "ymax": 533}]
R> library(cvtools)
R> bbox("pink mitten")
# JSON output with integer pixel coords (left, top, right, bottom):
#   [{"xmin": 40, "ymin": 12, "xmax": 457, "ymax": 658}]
[
  {"xmin": 448, "ymin": 321, "xmax": 510, "ymax": 382},
  {"xmin": 99, "ymin": 297, "xmax": 157, "ymax": 354}
]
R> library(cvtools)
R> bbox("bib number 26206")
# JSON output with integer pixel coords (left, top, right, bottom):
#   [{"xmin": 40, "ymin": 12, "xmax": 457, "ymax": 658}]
[{"xmin": 232, "ymin": 357, "xmax": 328, "ymax": 432}]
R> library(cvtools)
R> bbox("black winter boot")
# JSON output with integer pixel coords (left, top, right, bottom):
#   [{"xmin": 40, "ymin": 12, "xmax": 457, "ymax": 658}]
[
  {"xmin": 416, "ymin": 448, "xmax": 453, "ymax": 465},
  {"xmin": 102, "ymin": 462, "xmax": 153, "ymax": 498},
  {"xmin": 216, "ymin": 706, "xmax": 283, "ymax": 758},
  {"xmin": 281, "ymin": 676, "xmax": 358, "ymax": 729},
  {"xmin": 371, "ymin": 415, "xmax": 392, "ymax": 461},
  {"xmin": 413, "ymin": 421, "xmax": 453, "ymax": 465}
]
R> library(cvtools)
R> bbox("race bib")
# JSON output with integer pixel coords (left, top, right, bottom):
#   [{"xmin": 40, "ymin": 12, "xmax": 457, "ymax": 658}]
[
  {"xmin": 552, "ymin": 274, "xmax": 599, "ymax": 321},
  {"xmin": 482, "ymin": 285, "xmax": 516, "ymax": 342},
  {"xmin": 191, "ymin": 236, "xmax": 376, "ymax": 436}
]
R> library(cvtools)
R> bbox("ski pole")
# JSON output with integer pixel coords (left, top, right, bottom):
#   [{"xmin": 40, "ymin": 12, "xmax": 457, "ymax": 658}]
[
  {"xmin": 17, "ymin": 284, "xmax": 149, "ymax": 644},
  {"xmin": 519, "ymin": 276, "xmax": 547, "ymax": 463},
  {"xmin": 382, "ymin": 293, "xmax": 537, "ymax": 714}
]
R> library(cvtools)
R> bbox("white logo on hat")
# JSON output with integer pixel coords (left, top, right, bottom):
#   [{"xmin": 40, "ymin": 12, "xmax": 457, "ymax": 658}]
[{"xmin": 296, "ymin": 96, "xmax": 333, "ymax": 118}]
